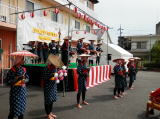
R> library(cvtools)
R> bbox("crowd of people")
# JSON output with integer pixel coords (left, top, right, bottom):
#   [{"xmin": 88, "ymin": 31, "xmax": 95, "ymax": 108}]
[
  {"xmin": 5, "ymin": 36, "xmax": 144, "ymax": 119},
  {"xmin": 27, "ymin": 37, "xmax": 103, "ymax": 66},
  {"xmin": 6, "ymin": 36, "xmax": 104, "ymax": 119},
  {"xmin": 5, "ymin": 51, "xmax": 92, "ymax": 119},
  {"xmin": 113, "ymin": 58, "xmax": 139, "ymax": 99}
]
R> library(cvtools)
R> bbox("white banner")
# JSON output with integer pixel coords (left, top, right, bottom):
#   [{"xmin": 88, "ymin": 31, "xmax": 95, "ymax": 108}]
[{"xmin": 17, "ymin": 16, "xmax": 68, "ymax": 51}]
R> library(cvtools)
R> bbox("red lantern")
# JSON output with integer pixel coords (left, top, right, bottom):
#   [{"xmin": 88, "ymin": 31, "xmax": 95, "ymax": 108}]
[
  {"xmin": 83, "ymin": 14, "xmax": 86, "ymax": 20},
  {"xmin": 85, "ymin": 17, "xmax": 89, "ymax": 22},
  {"xmin": 105, "ymin": 27, "xmax": 108, "ymax": 31},
  {"xmin": 54, "ymin": 8, "xmax": 59, "ymax": 14},
  {"xmin": 84, "ymin": 31, "xmax": 87, "ymax": 34},
  {"xmin": 95, "ymin": 22, "xmax": 98, "ymax": 26},
  {"xmin": 87, "ymin": 18, "xmax": 90, "ymax": 23},
  {"xmin": 80, "ymin": 14, "xmax": 83, "ymax": 19},
  {"xmin": 97, "ymin": 24, "xmax": 100, "ymax": 28},
  {"xmin": 43, "ymin": 10, "xmax": 47, "ymax": 16},
  {"xmin": 30, "ymin": 12, "xmax": 34, "ymax": 18},
  {"xmin": 20, "ymin": 13, "xmax": 25, "ymax": 19},
  {"xmin": 73, "ymin": 7, "xmax": 78, "ymax": 13},
  {"xmin": 76, "ymin": 13, "xmax": 81, "ymax": 18}
]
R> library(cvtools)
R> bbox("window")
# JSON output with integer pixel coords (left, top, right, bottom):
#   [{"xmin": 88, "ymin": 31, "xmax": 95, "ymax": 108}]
[
  {"xmin": 75, "ymin": 20, "xmax": 80, "ymax": 29},
  {"xmin": 137, "ymin": 42, "xmax": 147, "ymax": 49},
  {"xmin": 86, "ymin": 25, "xmax": 90, "ymax": 32},
  {"xmin": 51, "ymin": 12, "xmax": 58, "ymax": 22},
  {"xmin": 34, "ymin": 3, "xmax": 43, "ymax": 17},
  {"xmin": 58, "ymin": 13, "xmax": 63, "ymax": 24},
  {"xmin": 26, "ymin": 0, "xmax": 34, "ymax": 11}
]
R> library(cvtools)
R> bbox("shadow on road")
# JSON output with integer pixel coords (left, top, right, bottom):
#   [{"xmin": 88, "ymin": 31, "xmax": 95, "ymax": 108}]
[
  {"xmin": 88, "ymin": 94, "xmax": 114, "ymax": 103},
  {"xmin": 137, "ymin": 111, "xmax": 160, "ymax": 119},
  {"xmin": 28, "ymin": 104, "xmax": 76, "ymax": 118}
]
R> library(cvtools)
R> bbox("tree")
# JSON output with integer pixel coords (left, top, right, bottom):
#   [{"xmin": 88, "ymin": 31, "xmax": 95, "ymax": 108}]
[{"xmin": 151, "ymin": 40, "xmax": 160, "ymax": 63}]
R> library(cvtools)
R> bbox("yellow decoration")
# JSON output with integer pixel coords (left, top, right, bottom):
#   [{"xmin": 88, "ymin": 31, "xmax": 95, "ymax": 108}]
[
  {"xmin": 49, "ymin": 77, "xmax": 55, "ymax": 80},
  {"xmin": 32, "ymin": 28, "xmax": 58, "ymax": 37},
  {"xmin": 14, "ymin": 80, "xmax": 23, "ymax": 86}
]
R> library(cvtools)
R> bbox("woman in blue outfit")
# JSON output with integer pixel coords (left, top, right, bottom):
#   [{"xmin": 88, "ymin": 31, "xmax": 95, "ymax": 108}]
[
  {"xmin": 128, "ymin": 61, "xmax": 136, "ymax": 89},
  {"xmin": 42, "ymin": 56, "xmax": 58, "ymax": 119},
  {"xmin": 6, "ymin": 57, "xmax": 29, "ymax": 119},
  {"xmin": 113, "ymin": 59, "xmax": 124, "ymax": 99},
  {"xmin": 77, "ymin": 54, "xmax": 90, "ymax": 109}
]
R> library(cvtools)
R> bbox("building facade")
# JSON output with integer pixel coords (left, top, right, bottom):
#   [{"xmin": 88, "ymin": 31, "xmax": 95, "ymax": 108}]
[
  {"xmin": 118, "ymin": 35, "xmax": 160, "ymax": 60},
  {"xmin": 156, "ymin": 22, "xmax": 160, "ymax": 35},
  {"xmin": 0, "ymin": 0, "xmax": 102, "ymax": 69}
]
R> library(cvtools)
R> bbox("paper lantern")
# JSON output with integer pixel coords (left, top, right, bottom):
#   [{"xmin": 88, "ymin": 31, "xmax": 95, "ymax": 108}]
[
  {"xmin": 43, "ymin": 10, "xmax": 47, "ymax": 16},
  {"xmin": 97, "ymin": 24, "xmax": 100, "ymax": 28},
  {"xmin": 105, "ymin": 27, "xmax": 108, "ymax": 31},
  {"xmin": 83, "ymin": 14, "xmax": 86, "ymax": 20},
  {"xmin": 30, "ymin": 12, "xmax": 34, "ymax": 18},
  {"xmin": 20, "ymin": 13, "xmax": 25, "ymax": 19},
  {"xmin": 54, "ymin": 8, "xmax": 59, "ymax": 14},
  {"xmin": 76, "ymin": 13, "xmax": 81, "ymax": 18},
  {"xmin": 73, "ymin": 7, "xmax": 78, "ymax": 13},
  {"xmin": 81, "ymin": 15, "xmax": 84, "ymax": 19}
]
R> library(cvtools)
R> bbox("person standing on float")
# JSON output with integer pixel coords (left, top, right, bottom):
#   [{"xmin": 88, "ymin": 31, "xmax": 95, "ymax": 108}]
[{"xmin": 88, "ymin": 40, "xmax": 96, "ymax": 66}]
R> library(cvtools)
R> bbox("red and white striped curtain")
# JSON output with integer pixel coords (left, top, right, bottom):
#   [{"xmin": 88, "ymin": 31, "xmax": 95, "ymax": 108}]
[
  {"xmin": 87, "ymin": 65, "xmax": 111, "ymax": 88},
  {"xmin": 73, "ymin": 65, "xmax": 111, "ymax": 91}
]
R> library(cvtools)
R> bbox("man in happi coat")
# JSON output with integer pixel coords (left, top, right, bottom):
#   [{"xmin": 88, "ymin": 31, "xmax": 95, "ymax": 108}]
[
  {"xmin": 61, "ymin": 36, "xmax": 71, "ymax": 66},
  {"xmin": 49, "ymin": 40, "xmax": 57, "ymax": 55},
  {"xmin": 6, "ymin": 57, "xmax": 29, "ymax": 119},
  {"xmin": 43, "ymin": 42, "xmax": 49, "ymax": 63},
  {"xmin": 76, "ymin": 54, "xmax": 90, "ymax": 109},
  {"xmin": 88, "ymin": 40, "xmax": 96, "ymax": 66},
  {"xmin": 96, "ymin": 43, "xmax": 103, "ymax": 65},
  {"xmin": 42, "ymin": 55, "xmax": 59, "ymax": 119}
]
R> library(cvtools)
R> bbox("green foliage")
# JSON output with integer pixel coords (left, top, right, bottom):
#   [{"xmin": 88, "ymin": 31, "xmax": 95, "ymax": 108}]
[
  {"xmin": 151, "ymin": 40, "xmax": 160, "ymax": 63},
  {"xmin": 143, "ymin": 62, "xmax": 160, "ymax": 68}
]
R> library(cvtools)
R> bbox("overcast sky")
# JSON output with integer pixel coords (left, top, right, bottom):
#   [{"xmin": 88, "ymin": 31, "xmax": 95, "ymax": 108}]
[{"xmin": 95, "ymin": 0, "xmax": 160, "ymax": 44}]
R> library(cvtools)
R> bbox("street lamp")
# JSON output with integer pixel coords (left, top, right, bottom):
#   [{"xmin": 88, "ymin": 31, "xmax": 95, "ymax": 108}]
[{"xmin": 149, "ymin": 34, "xmax": 152, "ymax": 63}]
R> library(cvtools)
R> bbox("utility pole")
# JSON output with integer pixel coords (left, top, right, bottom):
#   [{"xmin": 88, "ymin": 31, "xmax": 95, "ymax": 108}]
[
  {"xmin": 149, "ymin": 34, "xmax": 152, "ymax": 63},
  {"xmin": 118, "ymin": 25, "xmax": 124, "ymax": 37}
]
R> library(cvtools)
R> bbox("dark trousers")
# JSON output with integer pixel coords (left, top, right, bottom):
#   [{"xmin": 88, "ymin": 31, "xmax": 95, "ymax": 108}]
[
  {"xmin": 8, "ymin": 113, "xmax": 23, "ymax": 119},
  {"xmin": 129, "ymin": 74, "xmax": 135, "ymax": 88},
  {"xmin": 96, "ymin": 56, "xmax": 100, "ymax": 65},
  {"xmin": 61, "ymin": 51, "xmax": 68, "ymax": 66},
  {"xmin": 77, "ymin": 91, "xmax": 86, "ymax": 104},
  {"xmin": 89, "ymin": 60, "xmax": 93, "ymax": 66},
  {"xmin": 114, "ymin": 88, "xmax": 121, "ymax": 96},
  {"xmin": 45, "ymin": 103, "xmax": 53, "ymax": 115}
]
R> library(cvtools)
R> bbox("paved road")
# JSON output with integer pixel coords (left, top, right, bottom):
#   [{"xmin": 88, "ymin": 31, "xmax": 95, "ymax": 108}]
[{"xmin": 1, "ymin": 71, "xmax": 160, "ymax": 119}]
